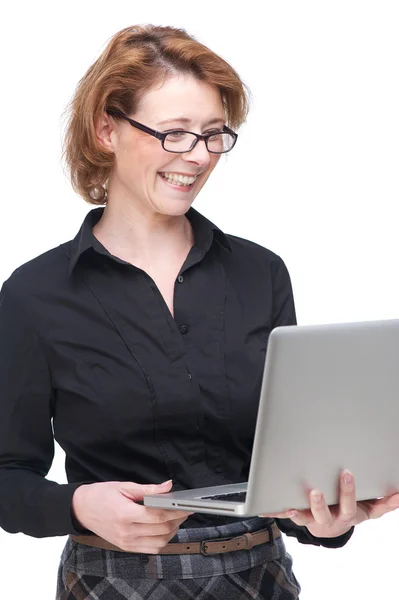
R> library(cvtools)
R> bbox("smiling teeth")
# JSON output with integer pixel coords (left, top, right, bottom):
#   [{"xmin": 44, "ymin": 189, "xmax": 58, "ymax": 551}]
[{"xmin": 162, "ymin": 173, "xmax": 197, "ymax": 186}]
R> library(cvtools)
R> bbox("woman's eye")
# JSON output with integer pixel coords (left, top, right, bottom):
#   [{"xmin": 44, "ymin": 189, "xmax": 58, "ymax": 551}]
[{"xmin": 165, "ymin": 131, "xmax": 187, "ymax": 138}]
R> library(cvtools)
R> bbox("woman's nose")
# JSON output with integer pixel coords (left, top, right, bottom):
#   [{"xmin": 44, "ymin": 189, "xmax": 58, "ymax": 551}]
[{"xmin": 183, "ymin": 139, "xmax": 211, "ymax": 168}]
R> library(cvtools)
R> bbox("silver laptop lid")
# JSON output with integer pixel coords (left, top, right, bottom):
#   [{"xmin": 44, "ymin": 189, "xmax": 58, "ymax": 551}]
[{"xmin": 245, "ymin": 319, "xmax": 399, "ymax": 515}]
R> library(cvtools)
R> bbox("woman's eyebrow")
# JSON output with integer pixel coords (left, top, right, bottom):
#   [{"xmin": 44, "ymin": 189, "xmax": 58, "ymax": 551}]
[{"xmin": 157, "ymin": 117, "xmax": 225, "ymax": 127}]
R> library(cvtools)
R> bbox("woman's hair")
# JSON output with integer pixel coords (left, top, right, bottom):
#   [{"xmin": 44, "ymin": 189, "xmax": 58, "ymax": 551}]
[{"xmin": 62, "ymin": 25, "xmax": 250, "ymax": 204}]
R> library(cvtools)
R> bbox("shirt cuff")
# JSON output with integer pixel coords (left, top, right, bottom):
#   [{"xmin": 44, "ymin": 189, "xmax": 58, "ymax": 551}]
[
  {"xmin": 68, "ymin": 481, "xmax": 97, "ymax": 535},
  {"xmin": 275, "ymin": 517, "xmax": 355, "ymax": 548},
  {"xmin": 304, "ymin": 525, "xmax": 355, "ymax": 548},
  {"xmin": 39, "ymin": 480, "xmax": 97, "ymax": 536}
]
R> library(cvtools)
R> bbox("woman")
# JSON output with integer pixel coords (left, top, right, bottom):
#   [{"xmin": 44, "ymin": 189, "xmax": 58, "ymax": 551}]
[{"xmin": 1, "ymin": 24, "xmax": 398, "ymax": 600}]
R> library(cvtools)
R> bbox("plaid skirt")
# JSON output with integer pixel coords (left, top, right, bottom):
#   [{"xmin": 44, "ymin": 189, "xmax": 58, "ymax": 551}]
[{"xmin": 56, "ymin": 517, "xmax": 301, "ymax": 599}]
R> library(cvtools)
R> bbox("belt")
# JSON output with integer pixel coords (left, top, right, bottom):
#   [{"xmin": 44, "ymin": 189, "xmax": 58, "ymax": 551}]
[{"xmin": 70, "ymin": 522, "xmax": 281, "ymax": 555}]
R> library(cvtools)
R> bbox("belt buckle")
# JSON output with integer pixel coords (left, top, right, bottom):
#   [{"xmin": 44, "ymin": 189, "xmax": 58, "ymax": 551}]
[
  {"xmin": 201, "ymin": 533, "xmax": 247, "ymax": 555},
  {"xmin": 200, "ymin": 539, "xmax": 213, "ymax": 555},
  {"xmin": 200, "ymin": 534, "xmax": 233, "ymax": 556}
]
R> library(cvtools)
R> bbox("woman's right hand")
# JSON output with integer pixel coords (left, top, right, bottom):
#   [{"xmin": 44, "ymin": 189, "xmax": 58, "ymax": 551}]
[{"xmin": 71, "ymin": 479, "xmax": 192, "ymax": 553}]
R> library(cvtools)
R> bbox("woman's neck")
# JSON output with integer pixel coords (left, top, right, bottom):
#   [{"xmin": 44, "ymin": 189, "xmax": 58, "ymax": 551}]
[{"xmin": 92, "ymin": 200, "xmax": 194, "ymax": 268}]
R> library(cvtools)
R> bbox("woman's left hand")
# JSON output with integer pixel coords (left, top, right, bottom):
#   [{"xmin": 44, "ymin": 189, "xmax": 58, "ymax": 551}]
[{"xmin": 260, "ymin": 470, "xmax": 399, "ymax": 539}]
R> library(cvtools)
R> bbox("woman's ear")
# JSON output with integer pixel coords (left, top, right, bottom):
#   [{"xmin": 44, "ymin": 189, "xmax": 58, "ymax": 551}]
[{"xmin": 95, "ymin": 112, "xmax": 117, "ymax": 152}]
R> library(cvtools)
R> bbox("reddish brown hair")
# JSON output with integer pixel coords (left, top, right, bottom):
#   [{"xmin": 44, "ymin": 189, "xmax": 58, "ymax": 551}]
[{"xmin": 62, "ymin": 25, "xmax": 250, "ymax": 204}]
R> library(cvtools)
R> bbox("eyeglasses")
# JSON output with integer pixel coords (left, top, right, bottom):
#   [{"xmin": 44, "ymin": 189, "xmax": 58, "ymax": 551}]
[{"xmin": 106, "ymin": 109, "xmax": 238, "ymax": 154}]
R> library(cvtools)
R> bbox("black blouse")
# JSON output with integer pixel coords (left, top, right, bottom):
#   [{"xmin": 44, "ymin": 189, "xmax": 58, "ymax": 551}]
[{"xmin": 0, "ymin": 206, "xmax": 353, "ymax": 548}]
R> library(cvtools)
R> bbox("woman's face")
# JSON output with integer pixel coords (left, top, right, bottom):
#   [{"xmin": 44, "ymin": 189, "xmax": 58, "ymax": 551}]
[{"xmin": 101, "ymin": 74, "xmax": 225, "ymax": 217}]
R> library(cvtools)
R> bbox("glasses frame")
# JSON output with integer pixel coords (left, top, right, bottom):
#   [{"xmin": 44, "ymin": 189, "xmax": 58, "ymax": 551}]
[{"xmin": 106, "ymin": 109, "xmax": 238, "ymax": 154}]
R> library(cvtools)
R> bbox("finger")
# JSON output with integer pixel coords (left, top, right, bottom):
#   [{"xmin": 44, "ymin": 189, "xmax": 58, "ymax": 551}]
[
  {"xmin": 258, "ymin": 507, "xmax": 315, "ymax": 526},
  {"xmin": 338, "ymin": 470, "xmax": 357, "ymax": 522},
  {"xmin": 258, "ymin": 510, "xmax": 295, "ymax": 519},
  {"xmin": 387, "ymin": 493, "xmax": 399, "ymax": 509},
  {"xmin": 128, "ymin": 534, "xmax": 176, "ymax": 552},
  {"xmin": 134, "ymin": 507, "xmax": 193, "ymax": 524},
  {"xmin": 308, "ymin": 490, "xmax": 333, "ymax": 525},
  {"xmin": 120, "ymin": 480, "xmax": 173, "ymax": 501},
  {"xmin": 131, "ymin": 518, "xmax": 186, "ymax": 537},
  {"xmin": 362, "ymin": 494, "xmax": 399, "ymax": 520},
  {"xmin": 285, "ymin": 509, "xmax": 315, "ymax": 526}
]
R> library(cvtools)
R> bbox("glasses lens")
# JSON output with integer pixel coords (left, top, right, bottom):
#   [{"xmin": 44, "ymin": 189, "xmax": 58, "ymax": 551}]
[
  {"xmin": 207, "ymin": 132, "xmax": 236, "ymax": 153},
  {"xmin": 164, "ymin": 132, "xmax": 198, "ymax": 152},
  {"xmin": 164, "ymin": 131, "xmax": 236, "ymax": 153}
]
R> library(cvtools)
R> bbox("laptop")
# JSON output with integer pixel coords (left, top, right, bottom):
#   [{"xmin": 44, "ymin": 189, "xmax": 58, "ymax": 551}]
[{"xmin": 144, "ymin": 318, "xmax": 399, "ymax": 517}]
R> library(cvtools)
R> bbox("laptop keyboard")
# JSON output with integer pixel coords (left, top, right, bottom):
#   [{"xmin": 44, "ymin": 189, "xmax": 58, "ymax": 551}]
[{"xmin": 200, "ymin": 491, "xmax": 247, "ymax": 503}]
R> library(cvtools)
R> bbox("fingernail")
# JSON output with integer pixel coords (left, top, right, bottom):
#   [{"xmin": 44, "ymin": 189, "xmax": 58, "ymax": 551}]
[
  {"xmin": 288, "ymin": 510, "xmax": 298, "ymax": 518},
  {"xmin": 343, "ymin": 470, "xmax": 353, "ymax": 485},
  {"xmin": 311, "ymin": 491, "xmax": 322, "ymax": 503}
]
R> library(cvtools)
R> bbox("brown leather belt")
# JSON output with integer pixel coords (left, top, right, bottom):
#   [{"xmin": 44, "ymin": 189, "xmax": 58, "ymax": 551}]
[{"xmin": 70, "ymin": 522, "xmax": 280, "ymax": 555}]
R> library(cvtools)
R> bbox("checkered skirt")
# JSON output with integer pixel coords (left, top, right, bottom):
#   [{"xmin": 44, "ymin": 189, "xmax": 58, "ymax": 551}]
[{"xmin": 56, "ymin": 517, "xmax": 301, "ymax": 599}]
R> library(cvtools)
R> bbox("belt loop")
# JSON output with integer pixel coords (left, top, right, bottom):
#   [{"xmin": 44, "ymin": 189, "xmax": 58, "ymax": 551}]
[
  {"xmin": 243, "ymin": 532, "xmax": 254, "ymax": 550},
  {"xmin": 265, "ymin": 523, "xmax": 275, "ymax": 546}
]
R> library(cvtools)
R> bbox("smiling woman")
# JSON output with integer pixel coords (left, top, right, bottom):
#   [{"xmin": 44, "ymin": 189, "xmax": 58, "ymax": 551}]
[
  {"xmin": 0, "ymin": 23, "xmax": 357, "ymax": 600},
  {"xmin": 63, "ymin": 25, "xmax": 248, "ymax": 206}
]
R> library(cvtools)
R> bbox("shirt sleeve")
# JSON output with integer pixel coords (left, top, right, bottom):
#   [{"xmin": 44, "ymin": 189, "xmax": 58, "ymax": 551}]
[
  {"xmin": 0, "ymin": 279, "xmax": 92, "ymax": 538},
  {"xmin": 270, "ymin": 256, "xmax": 355, "ymax": 549},
  {"xmin": 276, "ymin": 517, "xmax": 355, "ymax": 548},
  {"xmin": 270, "ymin": 254, "xmax": 297, "ymax": 329}
]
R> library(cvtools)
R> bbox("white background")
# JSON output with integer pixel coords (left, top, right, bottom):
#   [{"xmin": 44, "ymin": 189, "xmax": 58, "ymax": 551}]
[{"xmin": 0, "ymin": 1, "xmax": 398, "ymax": 598}]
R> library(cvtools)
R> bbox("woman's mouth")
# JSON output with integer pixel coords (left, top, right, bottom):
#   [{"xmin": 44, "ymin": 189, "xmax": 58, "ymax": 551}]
[{"xmin": 158, "ymin": 172, "xmax": 198, "ymax": 191}]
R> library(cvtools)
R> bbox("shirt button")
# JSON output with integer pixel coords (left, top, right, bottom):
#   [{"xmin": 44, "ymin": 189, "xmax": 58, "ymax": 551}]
[
  {"xmin": 180, "ymin": 325, "xmax": 189, "ymax": 335},
  {"xmin": 177, "ymin": 275, "xmax": 184, "ymax": 283}
]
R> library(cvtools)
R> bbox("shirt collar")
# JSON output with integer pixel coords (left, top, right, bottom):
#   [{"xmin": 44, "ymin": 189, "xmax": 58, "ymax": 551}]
[{"xmin": 67, "ymin": 206, "xmax": 231, "ymax": 278}]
